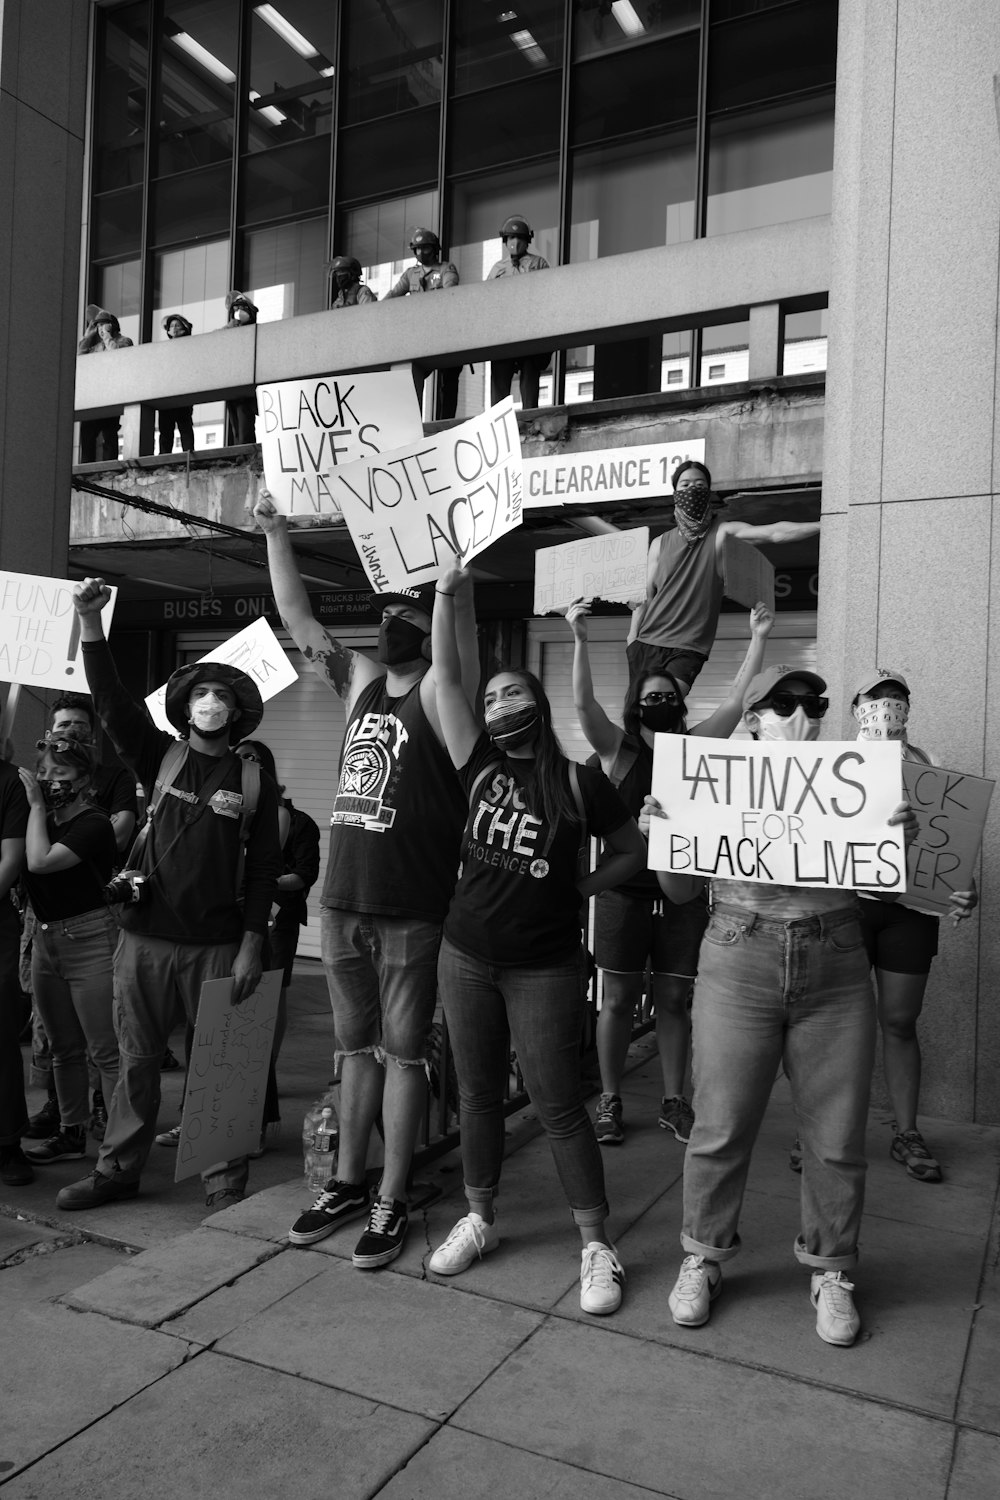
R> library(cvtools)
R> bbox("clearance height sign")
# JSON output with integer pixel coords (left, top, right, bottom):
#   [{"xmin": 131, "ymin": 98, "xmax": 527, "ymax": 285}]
[{"xmin": 522, "ymin": 440, "xmax": 706, "ymax": 509}]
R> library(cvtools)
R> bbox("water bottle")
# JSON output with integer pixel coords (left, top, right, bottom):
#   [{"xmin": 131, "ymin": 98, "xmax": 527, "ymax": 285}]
[{"xmin": 302, "ymin": 1092, "xmax": 339, "ymax": 1189}]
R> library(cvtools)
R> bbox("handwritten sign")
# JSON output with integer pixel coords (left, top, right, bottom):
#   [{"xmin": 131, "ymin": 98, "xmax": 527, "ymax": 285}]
[
  {"xmin": 0, "ymin": 571, "xmax": 117, "ymax": 691},
  {"xmin": 721, "ymin": 533, "xmax": 776, "ymax": 614},
  {"xmin": 175, "ymin": 970, "xmax": 282, "ymax": 1181},
  {"xmin": 523, "ymin": 440, "xmax": 706, "ymax": 510},
  {"xmin": 333, "ymin": 398, "xmax": 523, "ymax": 592},
  {"xmin": 533, "ymin": 528, "xmax": 649, "ymax": 615},
  {"xmin": 900, "ymin": 760, "xmax": 994, "ymax": 915},
  {"xmin": 648, "ymin": 736, "xmax": 906, "ymax": 890},
  {"xmin": 145, "ymin": 617, "xmax": 298, "ymax": 734},
  {"xmin": 257, "ymin": 372, "xmax": 425, "ymax": 516}
]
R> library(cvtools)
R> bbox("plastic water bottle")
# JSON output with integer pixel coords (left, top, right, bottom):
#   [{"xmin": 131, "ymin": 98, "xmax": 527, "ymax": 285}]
[{"xmin": 302, "ymin": 1093, "xmax": 339, "ymax": 1189}]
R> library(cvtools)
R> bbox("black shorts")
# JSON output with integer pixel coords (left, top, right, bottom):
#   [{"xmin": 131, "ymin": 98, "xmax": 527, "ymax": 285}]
[
  {"xmin": 626, "ymin": 641, "xmax": 707, "ymax": 691},
  {"xmin": 858, "ymin": 900, "xmax": 939, "ymax": 977},
  {"xmin": 594, "ymin": 887, "xmax": 709, "ymax": 978}
]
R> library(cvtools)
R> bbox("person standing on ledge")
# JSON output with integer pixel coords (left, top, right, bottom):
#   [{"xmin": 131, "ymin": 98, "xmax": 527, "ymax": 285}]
[
  {"xmin": 328, "ymin": 256, "xmax": 377, "ymax": 308},
  {"xmin": 386, "ymin": 228, "xmax": 461, "ymax": 420},
  {"xmin": 158, "ymin": 313, "xmax": 195, "ymax": 455},
  {"xmin": 485, "ymin": 214, "xmax": 551, "ymax": 411}
]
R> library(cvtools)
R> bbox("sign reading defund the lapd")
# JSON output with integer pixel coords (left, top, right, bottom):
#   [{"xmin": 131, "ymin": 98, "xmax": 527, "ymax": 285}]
[
  {"xmin": 533, "ymin": 528, "xmax": 649, "ymax": 614},
  {"xmin": 332, "ymin": 398, "xmax": 523, "ymax": 592},
  {"xmin": 257, "ymin": 372, "xmax": 425, "ymax": 516},
  {"xmin": 0, "ymin": 571, "xmax": 117, "ymax": 691},
  {"xmin": 648, "ymin": 737, "xmax": 907, "ymax": 890}
]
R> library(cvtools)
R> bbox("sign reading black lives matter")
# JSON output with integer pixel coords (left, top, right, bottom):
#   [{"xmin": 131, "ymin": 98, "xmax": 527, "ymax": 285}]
[
  {"xmin": 900, "ymin": 760, "xmax": 995, "ymax": 916},
  {"xmin": 331, "ymin": 397, "xmax": 523, "ymax": 592},
  {"xmin": 257, "ymin": 372, "xmax": 425, "ymax": 516},
  {"xmin": 648, "ymin": 737, "xmax": 907, "ymax": 890}
]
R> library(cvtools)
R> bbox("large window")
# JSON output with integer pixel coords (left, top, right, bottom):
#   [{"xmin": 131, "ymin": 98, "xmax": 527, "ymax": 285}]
[
  {"xmin": 246, "ymin": 1, "xmax": 337, "ymax": 154},
  {"xmin": 343, "ymin": 191, "xmax": 440, "ymax": 299},
  {"xmin": 152, "ymin": 239, "xmax": 230, "ymax": 335},
  {"xmin": 245, "ymin": 219, "xmax": 329, "ymax": 319},
  {"xmin": 157, "ymin": 0, "xmax": 239, "ymax": 176}
]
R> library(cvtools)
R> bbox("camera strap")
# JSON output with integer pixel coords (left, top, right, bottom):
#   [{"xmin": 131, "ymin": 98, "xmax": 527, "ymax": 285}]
[{"xmin": 124, "ymin": 744, "xmax": 239, "ymax": 883}]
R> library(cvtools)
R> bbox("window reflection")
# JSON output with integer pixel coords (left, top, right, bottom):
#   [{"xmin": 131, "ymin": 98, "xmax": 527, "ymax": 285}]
[
  {"xmin": 96, "ymin": 261, "xmax": 142, "ymax": 346},
  {"xmin": 783, "ymin": 307, "xmax": 828, "ymax": 374},
  {"xmin": 701, "ymin": 319, "xmax": 749, "ymax": 384},
  {"xmin": 342, "ymin": 192, "xmax": 439, "ymax": 300},
  {"xmin": 453, "ymin": 0, "xmax": 563, "ymax": 94},
  {"xmin": 245, "ymin": 218, "xmax": 329, "ymax": 319},
  {"xmin": 573, "ymin": 0, "xmax": 700, "ymax": 61},
  {"xmin": 342, "ymin": 0, "xmax": 443, "ymax": 125},
  {"xmin": 153, "ymin": 239, "xmax": 231, "ymax": 335},
  {"xmin": 94, "ymin": 3, "xmax": 149, "ymax": 192},
  {"xmin": 705, "ymin": 98, "xmax": 833, "ymax": 236},
  {"xmin": 247, "ymin": 2, "xmax": 337, "ymax": 154},
  {"xmin": 570, "ymin": 132, "xmax": 695, "ymax": 260},
  {"xmin": 158, "ymin": 0, "xmax": 239, "ymax": 175}
]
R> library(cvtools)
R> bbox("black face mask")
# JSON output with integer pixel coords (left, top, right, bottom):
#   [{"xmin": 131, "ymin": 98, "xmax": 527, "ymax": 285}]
[
  {"xmin": 484, "ymin": 700, "xmax": 539, "ymax": 750},
  {"xmin": 38, "ymin": 778, "xmax": 82, "ymax": 811},
  {"xmin": 377, "ymin": 615, "xmax": 428, "ymax": 666},
  {"xmin": 639, "ymin": 702, "xmax": 685, "ymax": 734}
]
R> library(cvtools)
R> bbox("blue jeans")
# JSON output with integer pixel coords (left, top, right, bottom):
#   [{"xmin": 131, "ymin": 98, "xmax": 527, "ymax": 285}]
[
  {"xmin": 438, "ymin": 936, "xmax": 608, "ymax": 1228},
  {"xmin": 682, "ymin": 905, "xmax": 875, "ymax": 1272},
  {"xmin": 31, "ymin": 908, "xmax": 119, "ymax": 1128},
  {"xmin": 320, "ymin": 906, "xmax": 440, "ymax": 1066},
  {"xmin": 0, "ymin": 901, "xmax": 28, "ymax": 1146}
]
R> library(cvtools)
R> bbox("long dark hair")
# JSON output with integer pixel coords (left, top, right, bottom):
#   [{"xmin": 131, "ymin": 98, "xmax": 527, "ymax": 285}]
[
  {"xmin": 622, "ymin": 671, "xmax": 689, "ymax": 740},
  {"xmin": 488, "ymin": 669, "xmax": 576, "ymax": 830},
  {"xmin": 235, "ymin": 738, "xmax": 284, "ymax": 793}
]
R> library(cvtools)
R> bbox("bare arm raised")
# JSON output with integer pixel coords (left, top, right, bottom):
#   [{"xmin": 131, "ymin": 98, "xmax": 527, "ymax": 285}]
[
  {"xmin": 691, "ymin": 603, "xmax": 774, "ymax": 739},
  {"xmin": 717, "ymin": 518, "xmax": 820, "ymax": 549},
  {"xmin": 431, "ymin": 562, "xmax": 481, "ymax": 769},
  {"xmin": 568, "ymin": 600, "xmax": 622, "ymax": 766}
]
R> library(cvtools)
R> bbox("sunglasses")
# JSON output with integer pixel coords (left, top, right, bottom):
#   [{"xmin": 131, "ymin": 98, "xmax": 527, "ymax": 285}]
[
  {"xmin": 640, "ymin": 691, "xmax": 680, "ymax": 706},
  {"xmin": 236, "ymin": 751, "xmax": 261, "ymax": 764},
  {"xmin": 759, "ymin": 692, "xmax": 829, "ymax": 720},
  {"xmin": 36, "ymin": 738, "xmax": 91, "ymax": 753}
]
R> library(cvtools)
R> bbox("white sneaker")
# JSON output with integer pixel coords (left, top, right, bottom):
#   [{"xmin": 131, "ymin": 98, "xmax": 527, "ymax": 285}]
[
  {"xmin": 428, "ymin": 1213, "xmax": 500, "ymax": 1276},
  {"xmin": 154, "ymin": 1124, "xmax": 181, "ymax": 1148},
  {"xmin": 579, "ymin": 1242, "xmax": 625, "ymax": 1315},
  {"xmin": 668, "ymin": 1254, "xmax": 722, "ymax": 1326},
  {"xmin": 810, "ymin": 1271, "xmax": 861, "ymax": 1346}
]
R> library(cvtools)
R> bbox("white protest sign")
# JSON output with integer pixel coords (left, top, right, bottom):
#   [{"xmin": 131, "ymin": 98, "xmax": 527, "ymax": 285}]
[
  {"xmin": 0, "ymin": 571, "xmax": 117, "ymax": 691},
  {"xmin": 145, "ymin": 617, "xmax": 298, "ymax": 733},
  {"xmin": 648, "ymin": 736, "xmax": 906, "ymax": 890},
  {"xmin": 257, "ymin": 371, "xmax": 425, "ymax": 516},
  {"xmin": 533, "ymin": 527, "xmax": 649, "ymax": 615},
  {"xmin": 333, "ymin": 397, "xmax": 523, "ymax": 591},
  {"xmin": 900, "ymin": 760, "xmax": 995, "ymax": 915},
  {"xmin": 175, "ymin": 970, "xmax": 282, "ymax": 1182},
  {"xmin": 523, "ymin": 440, "xmax": 706, "ymax": 509}
]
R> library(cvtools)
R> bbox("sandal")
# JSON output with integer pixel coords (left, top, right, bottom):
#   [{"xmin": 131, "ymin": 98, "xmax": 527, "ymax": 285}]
[{"xmin": 891, "ymin": 1129, "xmax": 942, "ymax": 1183}]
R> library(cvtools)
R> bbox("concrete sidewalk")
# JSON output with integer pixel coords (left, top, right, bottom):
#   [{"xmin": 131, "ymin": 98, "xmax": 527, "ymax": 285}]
[{"xmin": 2, "ymin": 967, "xmax": 999, "ymax": 1498}]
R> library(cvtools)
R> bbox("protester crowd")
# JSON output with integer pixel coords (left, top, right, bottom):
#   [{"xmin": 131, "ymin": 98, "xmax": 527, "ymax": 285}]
[{"xmin": 5, "ymin": 414, "xmax": 980, "ymax": 1343}]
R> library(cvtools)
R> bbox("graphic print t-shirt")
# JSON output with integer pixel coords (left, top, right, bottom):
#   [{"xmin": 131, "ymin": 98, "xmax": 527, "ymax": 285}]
[{"xmin": 444, "ymin": 734, "xmax": 632, "ymax": 966}]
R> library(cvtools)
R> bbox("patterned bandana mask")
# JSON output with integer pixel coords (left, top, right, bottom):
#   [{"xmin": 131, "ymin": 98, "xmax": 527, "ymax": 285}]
[
  {"xmin": 484, "ymin": 700, "xmax": 539, "ymax": 751},
  {"xmin": 673, "ymin": 485, "xmax": 713, "ymax": 545},
  {"xmin": 856, "ymin": 699, "xmax": 910, "ymax": 740}
]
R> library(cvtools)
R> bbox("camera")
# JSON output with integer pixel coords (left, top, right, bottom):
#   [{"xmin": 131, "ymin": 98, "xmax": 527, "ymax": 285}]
[{"xmin": 104, "ymin": 869, "xmax": 148, "ymax": 906}]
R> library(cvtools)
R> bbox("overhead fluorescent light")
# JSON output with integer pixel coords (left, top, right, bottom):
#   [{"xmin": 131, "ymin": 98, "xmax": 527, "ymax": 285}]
[
  {"xmin": 249, "ymin": 89, "xmax": 286, "ymax": 125},
  {"xmin": 255, "ymin": 4, "xmax": 319, "ymax": 59},
  {"xmin": 171, "ymin": 31, "xmax": 236, "ymax": 84},
  {"xmin": 318, "ymin": 65, "xmax": 335, "ymax": 77},
  {"xmin": 611, "ymin": 1, "xmax": 646, "ymax": 38},
  {"xmin": 509, "ymin": 28, "xmax": 548, "ymax": 67}
]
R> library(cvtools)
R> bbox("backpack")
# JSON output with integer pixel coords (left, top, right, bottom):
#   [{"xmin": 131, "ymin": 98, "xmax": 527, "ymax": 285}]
[{"xmin": 126, "ymin": 741, "xmax": 261, "ymax": 889}]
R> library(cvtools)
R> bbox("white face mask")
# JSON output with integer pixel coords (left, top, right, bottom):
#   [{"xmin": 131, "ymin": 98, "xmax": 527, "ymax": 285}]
[
  {"xmin": 753, "ymin": 707, "xmax": 821, "ymax": 742},
  {"xmin": 189, "ymin": 693, "xmax": 231, "ymax": 733},
  {"xmin": 855, "ymin": 698, "xmax": 909, "ymax": 740}
]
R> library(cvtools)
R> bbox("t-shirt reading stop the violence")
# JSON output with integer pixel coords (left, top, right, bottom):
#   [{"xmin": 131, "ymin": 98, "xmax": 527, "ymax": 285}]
[{"xmin": 444, "ymin": 733, "xmax": 632, "ymax": 967}]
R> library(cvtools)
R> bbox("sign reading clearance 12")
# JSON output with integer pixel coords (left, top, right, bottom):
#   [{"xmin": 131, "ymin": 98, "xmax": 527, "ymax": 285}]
[{"xmin": 522, "ymin": 439, "xmax": 707, "ymax": 509}]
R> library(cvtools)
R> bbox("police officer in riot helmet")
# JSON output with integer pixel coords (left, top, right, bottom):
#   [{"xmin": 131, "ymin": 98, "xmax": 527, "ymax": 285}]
[
  {"xmin": 329, "ymin": 255, "xmax": 377, "ymax": 309},
  {"xmin": 387, "ymin": 228, "xmax": 462, "ymax": 419},
  {"xmin": 486, "ymin": 214, "xmax": 551, "ymax": 409}
]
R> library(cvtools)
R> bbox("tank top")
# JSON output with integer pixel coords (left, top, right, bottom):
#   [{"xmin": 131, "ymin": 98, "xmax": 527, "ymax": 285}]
[
  {"xmin": 321, "ymin": 675, "xmax": 467, "ymax": 921},
  {"xmin": 637, "ymin": 519, "xmax": 724, "ymax": 659}
]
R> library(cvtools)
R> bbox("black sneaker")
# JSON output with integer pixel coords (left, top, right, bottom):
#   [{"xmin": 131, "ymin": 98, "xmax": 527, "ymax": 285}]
[
  {"xmin": 24, "ymin": 1126, "xmax": 88, "ymax": 1163},
  {"xmin": 161, "ymin": 1047, "xmax": 182, "ymax": 1072},
  {"xmin": 287, "ymin": 1179, "xmax": 370, "ymax": 1246},
  {"xmin": 23, "ymin": 1096, "xmax": 60, "ymax": 1140},
  {"xmin": 352, "ymin": 1195, "xmax": 409, "ymax": 1269},
  {"xmin": 0, "ymin": 1145, "xmax": 35, "ymax": 1186},
  {"xmin": 658, "ymin": 1096, "xmax": 694, "ymax": 1144}
]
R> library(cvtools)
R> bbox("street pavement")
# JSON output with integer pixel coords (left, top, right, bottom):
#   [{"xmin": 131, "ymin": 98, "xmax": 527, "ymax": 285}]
[{"xmin": 2, "ymin": 963, "xmax": 999, "ymax": 1499}]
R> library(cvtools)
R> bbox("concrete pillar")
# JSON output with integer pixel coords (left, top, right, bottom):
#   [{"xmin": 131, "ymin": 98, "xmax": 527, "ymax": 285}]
[
  {"xmin": 747, "ymin": 303, "xmax": 782, "ymax": 381},
  {"xmin": 820, "ymin": 0, "xmax": 1000, "ymax": 1121}
]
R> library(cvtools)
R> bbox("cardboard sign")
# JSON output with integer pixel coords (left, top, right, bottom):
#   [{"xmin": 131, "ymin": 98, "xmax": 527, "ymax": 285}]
[
  {"xmin": 523, "ymin": 440, "xmax": 707, "ymax": 509},
  {"xmin": 533, "ymin": 527, "xmax": 649, "ymax": 615},
  {"xmin": 257, "ymin": 372, "xmax": 425, "ymax": 516},
  {"xmin": 0, "ymin": 571, "xmax": 117, "ymax": 691},
  {"xmin": 333, "ymin": 398, "xmax": 523, "ymax": 591},
  {"xmin": 721, "ymin": 534, "xmax": 776, "ymax": 614},
  {"xmin": 648, "ymin": 736, "xmax": 906, "ymax": 890},
  {"xmin": 900, "ymin": 760, "xmax": 994, "ymax": 915},
  {"xmin": 145, "ymin": 617, "xmax": 298, "ymax": 734},
  {"xmin": 175, "ymin": 970, "xmax": 282, "ymax": 1182}
]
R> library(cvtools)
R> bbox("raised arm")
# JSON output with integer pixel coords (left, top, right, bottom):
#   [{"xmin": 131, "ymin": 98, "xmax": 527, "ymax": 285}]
[
  {"xmin": 626, "ymin": 533, "xmax": 661, "ymax": 644},
  {"xmin": 254, "ymin": 494, "xmax": 380, "ymax": 708},
  {"xmin": 567, "ymin": 600, "xmax": 622, "ymax": 762},
  {"xmin": 718, "ymin": 519, "xmax": 821, "ymax": 547},
  {"xmin": 431, "ymin": 563, "xmax": 481, "ymax": 769},
  {"xmin": 692, "ymin": 602, "xmax": 774, "ymax": 738}
]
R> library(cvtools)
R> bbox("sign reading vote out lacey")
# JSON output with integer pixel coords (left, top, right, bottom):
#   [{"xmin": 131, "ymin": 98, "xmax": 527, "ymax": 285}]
[
  {"xmin": 257, "ymin": 372, "xmax": 425, "ymax": 517},
  {"xmin": 648, "ymin": 737, "xmax": 906, "ymax": 890},
  {"xmin": 145, "ymin": 617, "xmax": 298, "ymax": 734},
  {"xmin": 333, "ymin": 398, "xmax": 523, "ymax": 592},
  {"xmin": 900, "ymin": 761, "xmax": 994, "ymax": 916},
  {"xmin": 0, "ymin": 571, "xmax": 117, "ymax": 691},
  {"xmin": 533, "ymin": 528, "xmax": 649, "ymax": 615},
  {"xmin": 175, "ymin": 970, "xmax": 282, "ymax": 1182}
]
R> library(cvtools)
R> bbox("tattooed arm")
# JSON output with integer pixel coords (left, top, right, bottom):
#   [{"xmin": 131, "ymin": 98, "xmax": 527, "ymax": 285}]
[{"xmin": 254, "ymin": 495, "xmax": 382, "ymax": 709}]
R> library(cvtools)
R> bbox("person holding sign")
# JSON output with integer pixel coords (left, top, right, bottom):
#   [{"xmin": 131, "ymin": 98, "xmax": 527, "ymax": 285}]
[
  {"xmin": 627, "ymin": 461, "xmax": 820, "ymax": 689},
  {"xmin": 255, "ymin": 495, "xmax": 474, "ymax": 1271},
  {"xmin": 386, "ymin": 228, "xmax": 462, "ymax": 420},
  {"xmin": 568, "ymin": 599, "xmax": 774, "ymax": 1148},
  {"xmin": 427, "ymin": 563, "xmax": 645, "ymax": 1314},
  {"xmin": 55, "ymin": 581, "xmax": 281, "ymax": 1214},
  {"xmin": 853, "ymin": 669, "xmax": 977, "ymax": 1184},
  {"xmin": 653, "ymin": 664, "xmax": 916, "ymax": 1347}
]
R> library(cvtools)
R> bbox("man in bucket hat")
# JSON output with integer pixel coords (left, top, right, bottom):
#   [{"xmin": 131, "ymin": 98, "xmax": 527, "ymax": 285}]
[{"xmin": 54, "ymin": 579, "xmax": 281, "ymax": 1212}]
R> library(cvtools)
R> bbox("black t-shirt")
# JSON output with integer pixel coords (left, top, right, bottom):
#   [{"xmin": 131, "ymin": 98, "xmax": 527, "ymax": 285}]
[
  {"xmin": 444, "ymin": 734, "xmax": 631, "ymax": 966},
  {"xmin": 24, "ymin": 808, "xmax": 117, "ymax": 923}
]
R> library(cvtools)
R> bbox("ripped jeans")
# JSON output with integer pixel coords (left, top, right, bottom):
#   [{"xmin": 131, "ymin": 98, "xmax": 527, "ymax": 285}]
[{"xmin": 320, "ymin": 907, "xmax": 440, "ymax": 1066}]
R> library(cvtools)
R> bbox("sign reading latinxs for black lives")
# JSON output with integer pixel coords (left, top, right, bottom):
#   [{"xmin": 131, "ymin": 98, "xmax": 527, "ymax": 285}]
[{"xmin": 648, "ymin": 737, "xmax": 907, "ymax": 890}]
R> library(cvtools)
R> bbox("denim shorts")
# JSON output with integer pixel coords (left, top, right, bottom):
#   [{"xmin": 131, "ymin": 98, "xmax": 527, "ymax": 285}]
[
  {"xmin": 594, "ymin": 887, "xmax": 708, "ymax": 978},
  {"xmin": 320, "ymin": 906, "xmax": 442, "ymax": 1064}
]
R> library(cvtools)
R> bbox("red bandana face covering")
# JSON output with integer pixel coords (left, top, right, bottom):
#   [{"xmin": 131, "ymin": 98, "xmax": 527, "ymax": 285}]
[{"xmin": 673, "ymin": 485, "xmax": 713, "ymax": 544}]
